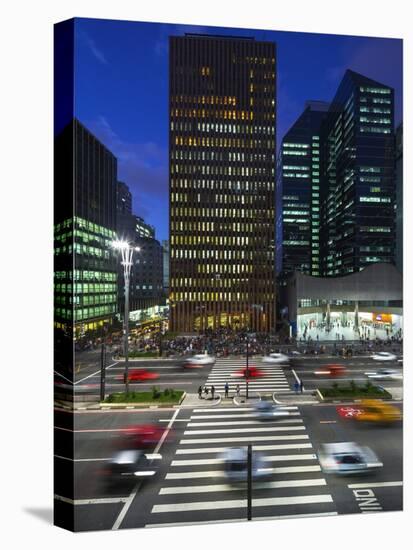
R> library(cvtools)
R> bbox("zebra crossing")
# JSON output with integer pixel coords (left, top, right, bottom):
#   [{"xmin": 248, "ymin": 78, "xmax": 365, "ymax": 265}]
[
  {"xmin": 203, "ymin": 357, "xmax": 292, "ymax": 394},
  {"xmin": 145, "ymin": 405, "xmax": 337, "ymax": 526}
]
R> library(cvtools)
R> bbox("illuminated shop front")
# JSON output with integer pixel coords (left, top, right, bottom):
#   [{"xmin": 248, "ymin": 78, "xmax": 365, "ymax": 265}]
[{"xmin": 286, "ymin": 263, "xmax": 402, "ymax": 339}]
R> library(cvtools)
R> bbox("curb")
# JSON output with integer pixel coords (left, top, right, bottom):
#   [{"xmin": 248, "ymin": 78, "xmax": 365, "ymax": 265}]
[
  {"xmin": 233, "ymin": 391, "xmax": 261, "ymax": 406},
  {"xmin": 180, "ymin": 392, "xmax": 222, "ymax": 408},
  {"xmin": 88, "ymin": 392, "xmax": 187, "ymax": 410}
]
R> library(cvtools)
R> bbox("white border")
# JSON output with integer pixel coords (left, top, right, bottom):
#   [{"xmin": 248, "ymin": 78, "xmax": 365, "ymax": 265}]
[{"xmin": 1, "ymin": 1, "xmax": 411, "ymax": 549}]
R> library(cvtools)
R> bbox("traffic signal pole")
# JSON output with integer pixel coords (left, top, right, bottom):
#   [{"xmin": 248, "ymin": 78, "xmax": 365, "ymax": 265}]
[{"xmin": 247, "ymin": 444, "xmax": 252, "ymax": 520}]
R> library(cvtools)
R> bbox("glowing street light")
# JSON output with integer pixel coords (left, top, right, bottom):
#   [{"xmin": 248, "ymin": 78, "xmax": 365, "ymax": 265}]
[{"xmin": 112, "ymin": 239, "xmax": 141, "ymax": 393}]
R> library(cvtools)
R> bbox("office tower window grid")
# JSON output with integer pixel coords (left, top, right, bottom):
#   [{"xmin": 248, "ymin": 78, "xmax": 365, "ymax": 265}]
[{"xmin": 169, "ymin": 35, "xmax": 276, "ymax": 332}]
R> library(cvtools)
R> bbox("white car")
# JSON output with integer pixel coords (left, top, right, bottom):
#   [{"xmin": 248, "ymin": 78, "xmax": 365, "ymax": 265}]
[
  {"xmin": 365, "ymin": 368, "xmax": 403, "ymax": 381},
  {"xmin": 371, "ymin": 352, "xmax": 397, "ymax": 362},
  {"xmin": 318, "ymin": 442, "xmax": 383, "ymax": 475},
  {"xmin": 254, "ymin": 401, "xmax": 291, "ymax": 421},
  {"xmin": 184, "ymin": 353, "xmax": 216, "ymax": 366},
  {"xmin": 262, "ymin": 353, "xmax": 290, "ymax": 364},
  {"xmin": 221, "ymin": 447, "xmax": 268, "ymax": 483}
]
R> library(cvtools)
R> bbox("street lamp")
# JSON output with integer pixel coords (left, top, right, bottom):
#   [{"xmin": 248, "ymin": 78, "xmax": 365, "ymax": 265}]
[{"xmin": 112, "ymin": 239, "xmax": 141, "ymax": 393}]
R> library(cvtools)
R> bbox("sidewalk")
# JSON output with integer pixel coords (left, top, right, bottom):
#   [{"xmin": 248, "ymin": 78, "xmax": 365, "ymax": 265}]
[
  {"xmin": 180, "ymin": 392, "xmax": 222, "ymax": 408},
  {"xmin": 273, "ymin": 391, "xmax": 319, "ymax": 405}
]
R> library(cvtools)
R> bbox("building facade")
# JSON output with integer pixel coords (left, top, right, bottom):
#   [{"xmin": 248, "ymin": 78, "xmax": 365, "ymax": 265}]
[
  {"xmin": 162, "ymin": 240, "xmax": 170, "ymax": 295},
  {"xmin": 285, "ymin": 263, "xmax": 402, "ymax": 338},
  {"xmin": 395, "ymin": 123, "xmax": 403, "ymax": 273},
  {"xmin": 115, "ymin": 182, "xmax": 164, "ymax": 317},
  {"xmin": 54, "ymin": 119, "xmax": 118, "ymax": 338},
  {"xmin": 276, "ymin": 101, "xmax": 329, "ymax": 279},
  {"xmin": 320, "ymin": 70, "xmax": 395, "ymax": 276},
  {"xmin": 169, "ymin": 34, "xmax": 277, "ymax": 332}
]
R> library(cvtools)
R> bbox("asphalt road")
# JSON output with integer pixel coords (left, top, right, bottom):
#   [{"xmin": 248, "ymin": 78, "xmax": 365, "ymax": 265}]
[
  {"xmin": 69, "ymin": 359, "xmax": 216, "ymax": 397},
  {"xmin": 289, "ymin": 355, "xmax": 403, "ymax": 396},
  {"xmin": 55, "ymin": 397, "xmax": 402, "ymax": 531}
]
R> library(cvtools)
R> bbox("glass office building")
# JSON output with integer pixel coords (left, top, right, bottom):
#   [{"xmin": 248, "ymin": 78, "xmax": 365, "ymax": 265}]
[
  {"xmin": 54, "ymin": 119, "xmax": 118, "ymax": 337},
  {"xmin": 320, "ymin": 70, "xmax": 395, "ymax": 276},
  {"xmin": 169, "ymin": 34, "xmax": 277, "ymax": 332},
  {"xmin": 276, "ymin": 101, "xmax": 329, "ymax": 279}
]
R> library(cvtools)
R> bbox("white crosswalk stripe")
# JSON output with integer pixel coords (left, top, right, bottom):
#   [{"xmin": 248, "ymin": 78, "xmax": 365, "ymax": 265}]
[
  {"xmin": 187, "ymin": 418, "xmax": 303, "ymax": 427},
  {"xmin": 152, "ymin": 495, "xmax": 333, "ymax": 513},
  {"xmin": 159, "ymin": 478, "xmax": 327, "ymax": 495},
  {"xmin": 175, "ymin": 443, "xmax": 313, "ymax": 455},
  {"xmin": 201, "ymin": 357, "xmax": 293, "ymax": 394},
  {"xmin": 145, "ymin": 405, "xmax": 336, "ymax": 526},
  {"xmin": 180, "ymin": 434, "xmax": 310, "ymax": 444}
]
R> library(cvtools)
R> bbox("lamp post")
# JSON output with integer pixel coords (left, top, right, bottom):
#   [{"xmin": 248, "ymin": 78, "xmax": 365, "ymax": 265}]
[{"xmin": 112, "ymin": 240, "xmax": 141, "ymax": 393}]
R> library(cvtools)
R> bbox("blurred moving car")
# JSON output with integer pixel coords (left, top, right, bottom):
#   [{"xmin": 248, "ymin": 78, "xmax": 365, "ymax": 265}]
[
  {"xmin": 254, "ymin": 401, "xmax": 291, "ymax": 420},
  {"xmin": 233, "ymin": 366, "xmax": 264, "ymax": 379},
  {"xmin": 184, "ymin": 353, "xmax": 216, "ymax": 367},
  {"xmin": 364, "ymin": 368, "xmax": 402, "ymax": 381},
  {"xmin": 221, "ymin": 447, "xmax": 268, "ymax": 483},
  {"xmin": 122, "ymin": 424, "xmax": 168, "ymax": 449},
  {"xmin": 117, "ymin": 369, "xmax": 159, "ymax": 383},
  {"xmin": 315, "ymin": 364, "xmax": 346, "ymax": 377},
  {"xmin": 371, "ymin": 352, "xmax": 397, "ymax": 362},
  {"xmin": 318, "ymin": 442, "xmax": 383, "ymax": 475},
  {"xmin": 262, "ymin": 353, "xmax": 290, "ymax": 364},
  {"xmin": 104, "ymin": 449, "xmax": 162, "ymax": 482},
  {"xmin": 356, "ymin": 399, "xmax": 402, "ymax": 424}
]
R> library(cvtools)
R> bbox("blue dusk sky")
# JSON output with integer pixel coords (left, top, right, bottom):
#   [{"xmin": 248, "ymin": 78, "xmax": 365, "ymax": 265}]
[{"xmin": 73, "ymin": 18, "xmax": 402, "ymax": 243}]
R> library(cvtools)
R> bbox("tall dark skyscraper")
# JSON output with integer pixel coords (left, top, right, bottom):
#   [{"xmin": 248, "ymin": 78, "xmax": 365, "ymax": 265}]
[
  {"xmin": 169, "ymin": 34, "xmax": 276, "ymax": 332},
  {"xmin": 320, "ymin": 70, "xmax": 395, "ymax": 276},
  {"xmin": 54, "ymin": 119, "xmax": 118, "ymax": 337},
  {"xmin": 276, "ymin": 101, "xmax": 329, "ymax": 279}
]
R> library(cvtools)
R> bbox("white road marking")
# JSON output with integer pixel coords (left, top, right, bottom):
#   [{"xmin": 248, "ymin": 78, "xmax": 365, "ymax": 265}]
[
  {"xmin": 55, "ymin": 455, "xmax": 110, "ymax": 462},
  {"xmin": 159, "ymin": 478, "xmax": 327, "ymax": 495},
  {"xmin": 190, "ymin": 412, "xmax": 301, "ymax": 420},
  {"xmin": 165, "ymin": 465, "xmax": 321, "ymax": 480},
  {"xmin": 55, "ymin": 495, "xmax": 128, "ymax": 505},
  {"xmin": 171, "ymin": 454, "xmax": 317, "ymax": 467},
  {"xmin": 187, "ymin": 419, "xmax": 303, "ymax": 427},
  {"xmin": 152, "ymin": 493, "xmax": 333, "ymax": 513},
  {"xmin": 180, "ymin": 434, "xmax": 309, "ymax": 444},
  {"xmin": 111, "ymin": 407, "xmax": 180, "ymax": 530},
  {"xmin": 184, "ymin": 426, "xmax": 306, "ymax": 435},
  {"xmin": 75, "ymin": 361, "xmax": 118, "ymax": 385},
  {"xmin": 347, "ymin": 481, "xmax": 403, "ymax": 489},
  {"xmin": 145, "ymin": 511, "xmax": 338, "ymax": 528},
  {"xmin": 175, "ymin": 443, "xmax": 313, "ymax": 455},
  {"xmin": 192, "ymin": 406, "xmax": 298, "ymax": 413}
]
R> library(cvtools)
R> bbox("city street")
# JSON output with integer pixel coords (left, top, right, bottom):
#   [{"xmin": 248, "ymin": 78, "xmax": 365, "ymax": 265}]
[
  {"xmin": 62, "ymin": 352, "xmax": 404, "ymax": 402},
  {"xmin": 55, "ymin": 350, "xmax": 402, "ymax": 531},
  {"xmin": 290, "ymin": 355, "xmax": 403, "ymax": 398}
]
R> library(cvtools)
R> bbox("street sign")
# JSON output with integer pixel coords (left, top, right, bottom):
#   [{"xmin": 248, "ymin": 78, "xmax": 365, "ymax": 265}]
[{"xmin": 336, "ymin": 406, "xmax": 364, "ymax": 418}]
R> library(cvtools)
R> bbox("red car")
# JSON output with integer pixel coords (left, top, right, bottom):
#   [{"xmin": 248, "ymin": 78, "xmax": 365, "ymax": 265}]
[
  {"xmin": 233, "ymin": 366, "xmax": 264, "ymax": 379},
  {"xmin": 119, "ymin": 424, "xmax": 168, "ymax": 449},
  {"xmin": 117, "ymin": 369, "xmax": 160, "ymax": 382},
  {"xmin": 314, "ymin": 364, "xmax": 346, "ymax": 377}
]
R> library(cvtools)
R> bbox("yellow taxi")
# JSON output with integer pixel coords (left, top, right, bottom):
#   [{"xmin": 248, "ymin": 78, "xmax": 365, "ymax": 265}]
[{"xmin": 356, "ymin": 399, "xmax": 402, "ymax": 424}]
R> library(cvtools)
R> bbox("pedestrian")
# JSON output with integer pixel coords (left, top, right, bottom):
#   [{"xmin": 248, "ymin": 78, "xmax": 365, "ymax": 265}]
[
  {"xmin": 236, "ymin": 384, "xmax": 240, "ymax": 398},
  {"xmin": 294, "ymin": 381, "xmax": 299, "ymax": 394},
  {"xmin": 211, "ymin": 385, "xmax": 215, "ymax": 400},
  {"xmin": 224, "ymin": 382, "xmax": 229, "ymax": 398},
  {"xmin": 204, "ymin": 386, "xmax": 209, "ymax": 398},
  {"xmin": 198, "ymin": 385, "xmax": 203, "ymax": 399},
  {"xmin": 300, "ymin": 380, "xmax": 304, "ymax": 393}
]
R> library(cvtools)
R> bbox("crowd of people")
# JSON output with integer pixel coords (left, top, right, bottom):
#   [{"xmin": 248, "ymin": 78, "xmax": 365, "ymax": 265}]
[{"xmin": 76, "ymin": 324, "xmax": 403, "ymax": 359}]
